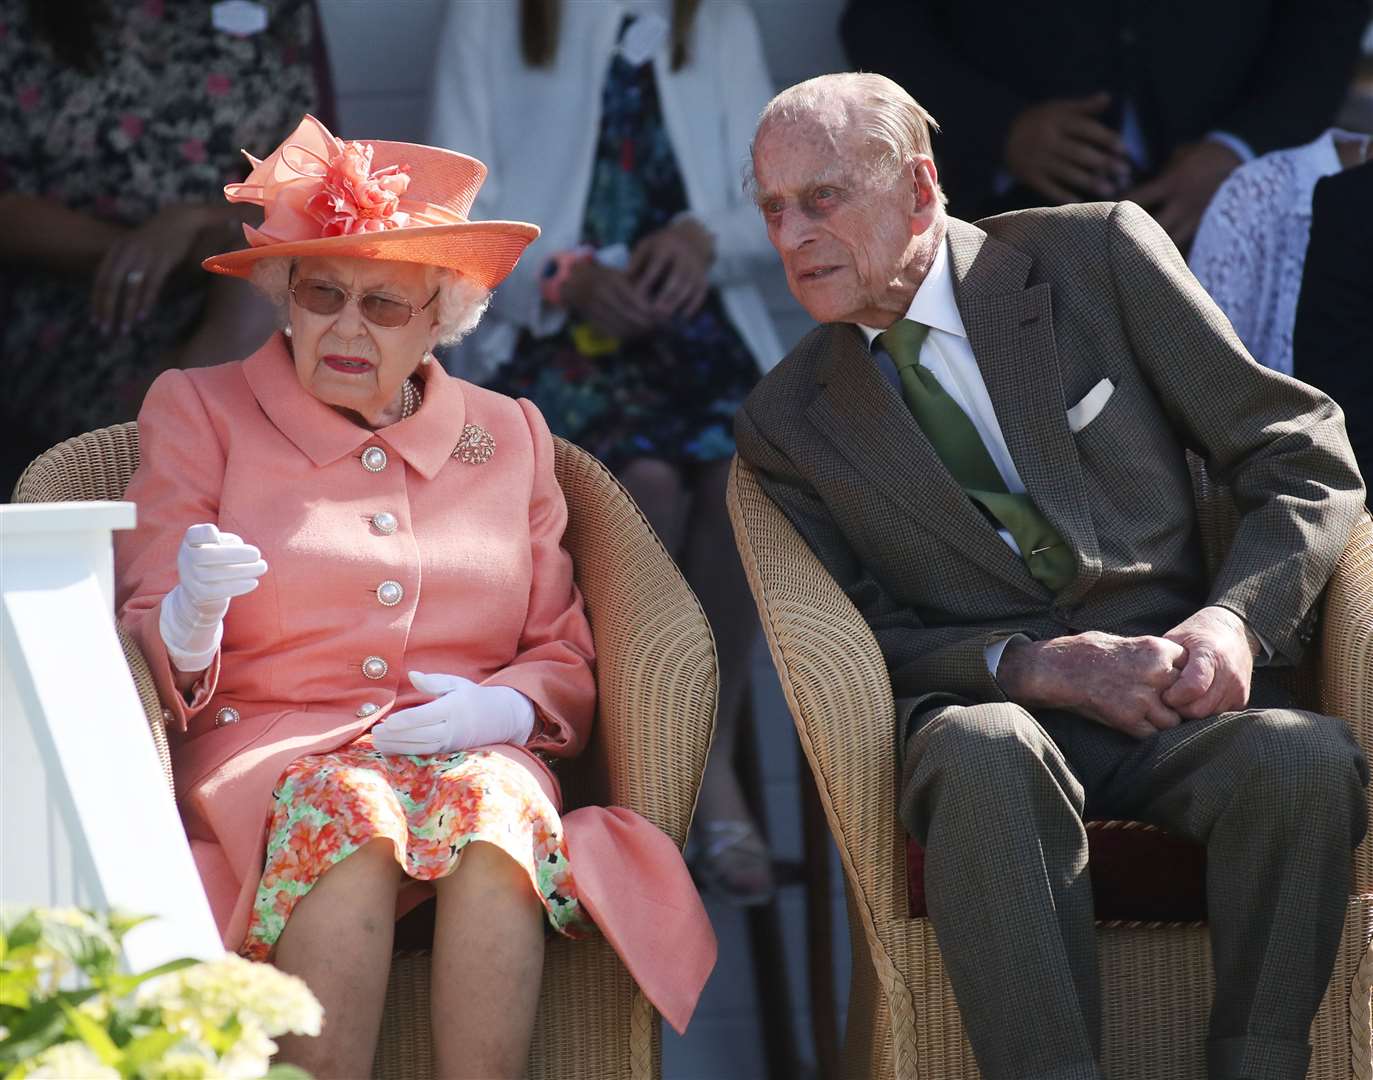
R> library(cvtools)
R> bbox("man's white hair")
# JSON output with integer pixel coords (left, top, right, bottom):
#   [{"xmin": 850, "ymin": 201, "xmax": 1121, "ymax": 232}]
[
  {"xmin": 749, "ymin": 72, "xmax": 947, "ymax": 205},
  {"xmin": 248, "ymin": 257, "xmax": 490, "ymax": 346}
]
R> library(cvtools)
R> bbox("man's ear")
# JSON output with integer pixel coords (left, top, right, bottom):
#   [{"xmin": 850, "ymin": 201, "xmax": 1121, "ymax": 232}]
[{"xmin": 912, "ymin": 156, "xmax": 940, "ymax": 213}]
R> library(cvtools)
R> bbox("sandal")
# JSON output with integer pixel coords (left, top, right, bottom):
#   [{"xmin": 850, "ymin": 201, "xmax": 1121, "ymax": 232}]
[{"xmin": 693, "ymin": 820, "xmax": 776, "ymax": 907}]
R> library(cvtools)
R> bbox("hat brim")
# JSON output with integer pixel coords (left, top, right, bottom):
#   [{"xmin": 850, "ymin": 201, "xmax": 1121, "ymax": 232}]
[{"xmin": 202, "ymin": 219, "xmax": 541, "ymax": 291}]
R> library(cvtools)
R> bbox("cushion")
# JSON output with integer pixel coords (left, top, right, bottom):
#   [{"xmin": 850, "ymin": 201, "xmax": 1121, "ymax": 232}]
[{"xmin": 906, "ymin": 821, "xmax": 1207, "ymax": 923}]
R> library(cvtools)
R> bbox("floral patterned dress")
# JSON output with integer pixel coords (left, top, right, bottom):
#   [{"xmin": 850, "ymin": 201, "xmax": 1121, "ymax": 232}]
[
  {"xmin": 484, "ymin": 17, "xmax": 760, "ymax": 469},
  {"xmin": 244, "ymin": 736, "xmax": 592, "ymax": 959},
  {"xmin": 0, "ymin": 0, "xmax": 327, "ymax": 452}
]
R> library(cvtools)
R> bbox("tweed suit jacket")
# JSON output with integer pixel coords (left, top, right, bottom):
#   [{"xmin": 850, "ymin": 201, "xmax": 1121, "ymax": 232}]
[{"xmin": 735, "ymin": 201, "xmax": 1364, "ymax": 726}]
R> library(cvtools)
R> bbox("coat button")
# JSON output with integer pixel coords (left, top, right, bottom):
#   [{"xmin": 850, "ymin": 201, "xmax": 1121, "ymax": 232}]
[
  {"xmin": 361, "ymin": 447, "xmax": 388, "ymax": 473},
  {"xmin": 372, "ymin": 511, "xmax": 398, "ymax": 535},
  {"xmin": 214, "ymin": 706, "xmax": 240, "ymax": 728},
  {"xmin": 357, "ymin": 702, "xmax": 380, "ymax": 718},
  {"xmin": 362, "ymin": 656, "xmax": 389, "ymax": 680},
  {"xmin": 377, "ymin": 580, "xmax": 403, "ymax": 606}
]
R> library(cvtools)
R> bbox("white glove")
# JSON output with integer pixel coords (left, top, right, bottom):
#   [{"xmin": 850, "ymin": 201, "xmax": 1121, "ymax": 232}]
[
  {"xmin": 158, "ymin": 523, "xmax": 268, "ymax": 672},
  {"xmin": 371, "ymin": 671, "xmax": 536, "ymax": 755}
]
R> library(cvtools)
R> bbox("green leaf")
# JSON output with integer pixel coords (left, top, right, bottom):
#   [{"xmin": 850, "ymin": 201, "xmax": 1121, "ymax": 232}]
[
  {"xmin": 0, "ymin": 913, "xmax": 40, "ymax": 954},
  {"xmin": 105, "ymin": 957, "xmax": 198, "ymax": 999},
  {"xmin": 58, "ymin": 1001, "xmax": 122, "ymax": 1067},
  {"xmin": 264, "ymin": 1066, "xmax": 314, "ymax": 1080},
  {"xmin": 0, "ymin": 978, "xmax": 29, "ymax": 1010},
  {"xmin": 119, "ymin": 1029, "xmax": 180, "ymax": 1070},
  {"xmin": 202, "ymin": 1017, "xmax": 240, "ymax": 1057},
  {"xmin": 103, "ymin": 912, "xmax": 154, "ymax": 945}
]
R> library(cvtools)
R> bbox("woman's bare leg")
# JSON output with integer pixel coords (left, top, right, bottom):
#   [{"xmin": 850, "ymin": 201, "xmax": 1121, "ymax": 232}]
[
  {"xmin": 273, "ymin": 837, "xmax": 403, "ymax": 1078},
  {"xmin": 430, "ymin": 840, "xmax": 546, "ymax": 1079}
]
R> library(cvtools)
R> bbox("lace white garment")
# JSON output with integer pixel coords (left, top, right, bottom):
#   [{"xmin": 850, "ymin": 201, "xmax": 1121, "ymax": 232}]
[{"xmin": 1190, "ymin": 130, "xmax": 1365, "ymax": 375}]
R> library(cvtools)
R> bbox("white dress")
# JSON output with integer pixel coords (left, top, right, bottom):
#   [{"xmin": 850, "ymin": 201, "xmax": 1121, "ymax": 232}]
[{"xmin": 1189, "ymin": 129, "xmax": 1368, "ymax": 375}]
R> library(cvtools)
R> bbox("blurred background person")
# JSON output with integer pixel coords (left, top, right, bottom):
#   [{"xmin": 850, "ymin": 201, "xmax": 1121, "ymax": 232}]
[
  {"xmin": 840, "ymin": 0, "xmax": 1369, "ymax": 250},
  {"xmin": 1189, "ymin": 128, "xmax": 1370, "ymax": 375},
  {"xmin": 1293, "ymin": 159, "xmax": 1373, "ymax": 484},
  {"xmin": 429, "ymin": 0, "xmax": 784, "ymax": 906},
  {"xmin": 0, "ymin": 0, "xmax": 334, "ymax": 492}
]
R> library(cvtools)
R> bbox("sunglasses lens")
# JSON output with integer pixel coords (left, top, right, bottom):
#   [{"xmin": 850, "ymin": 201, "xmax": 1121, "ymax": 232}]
[
  {"xmin": 360, "ymin": 295, "xmax": 414, "ymax": 328},
  {"xmin": 294, "ymin": 281, "xmax": 346, "ymax": 315}
]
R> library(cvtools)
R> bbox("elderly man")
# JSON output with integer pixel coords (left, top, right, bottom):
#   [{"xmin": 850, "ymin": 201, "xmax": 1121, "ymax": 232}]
[{"xmin": 736, "ymin": 73, "xmax": 1367, "ymax": 1080}]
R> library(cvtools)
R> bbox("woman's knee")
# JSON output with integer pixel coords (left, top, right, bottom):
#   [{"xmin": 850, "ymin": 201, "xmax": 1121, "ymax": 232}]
[{"xmin": 441, "ymin": 841, "xmax": 539, "ymax": 906}]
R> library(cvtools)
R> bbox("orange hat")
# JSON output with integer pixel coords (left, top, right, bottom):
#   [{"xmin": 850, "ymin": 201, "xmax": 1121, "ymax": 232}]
[{"xmin": 202, "ymin": 114, "xmax": 538, "ymax": 290}]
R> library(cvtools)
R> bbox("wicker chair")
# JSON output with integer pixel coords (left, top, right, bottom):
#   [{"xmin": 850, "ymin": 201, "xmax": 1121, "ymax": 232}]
[
  {"xmin": 15, "ymin": 422, "xmax": 719, "ymax": 1080},
  {"xmin": 727, "ymin": 452, "xmax": 1373, "ymax": 1080}
]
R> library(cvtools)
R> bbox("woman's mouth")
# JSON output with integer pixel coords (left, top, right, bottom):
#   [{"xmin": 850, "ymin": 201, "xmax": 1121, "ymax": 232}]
[{"xmin": 322, "ymin": 354, "xmax": 375, "ymax": 374}]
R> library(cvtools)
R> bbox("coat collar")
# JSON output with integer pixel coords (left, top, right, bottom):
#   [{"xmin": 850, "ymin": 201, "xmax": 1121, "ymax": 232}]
[
  {"xmin": 809, "ymin": 217, "xmax": 1101, "ymax": 601},
  {"xmin": 242, "ymin": 335, "xmax": 467, "ymax": 481}
]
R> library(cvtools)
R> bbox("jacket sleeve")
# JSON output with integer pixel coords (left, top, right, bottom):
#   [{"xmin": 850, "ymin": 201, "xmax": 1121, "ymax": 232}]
[
  {"xmin": 1106, "ymin": 199, "xmax": 1365, "ymax": 661},
  {"xmin": 114, "ymin": 370, "xmax": 226, "ymax": 729},
  {"xmin": 735, "ymin": 395, "xmax": 1032, "ymax": 706},
  {"xmin": 1214, "ymin": 0, "xmax": 1367, "ymax": 158},
  {"xmin": 690, "ymin": 2, "xmax": 777, "ymax": 287},
  {"xmin": 482, "ymin": 399, "xmax": 597, "ymax": 757}
]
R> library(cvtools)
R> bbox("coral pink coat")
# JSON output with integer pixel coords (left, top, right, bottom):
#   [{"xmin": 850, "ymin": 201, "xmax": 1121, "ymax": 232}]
[{"xmin": 115, "ymin": 337, "xmax": 714, "ymax": 1033}]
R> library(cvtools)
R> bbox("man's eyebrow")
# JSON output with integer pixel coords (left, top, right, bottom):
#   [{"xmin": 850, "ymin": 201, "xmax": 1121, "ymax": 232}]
[{"xmin": 755, "ymin": 171, "xmax": 850, "ymax": 207}]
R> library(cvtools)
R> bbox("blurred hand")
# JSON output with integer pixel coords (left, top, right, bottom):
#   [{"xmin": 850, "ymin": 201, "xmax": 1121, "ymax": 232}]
[
  {"xmin": 628, "ymin": 217, "xmax": 715, "ymax": 319},
  {"xmin": 1160, "ymin": 605, "xmax": 1255, "ymax": 720},
  {"xmin": 998, "ymin": 631, "xmax": 1188, "ymax": 739},
  {"xmin": 91, "ymin": 203, "xmax": 214, "ymax": 335},
  {"xmin": 1004, "ymin": 92, "xmax": 1133, "ymax": 204},
  {"xmin": 562, "ymin": 259, "xmax": 660, "ymax": 340},
  {"xmin": 1125, "ymin": 140, "xmax": 1242, "ymax": 250}
]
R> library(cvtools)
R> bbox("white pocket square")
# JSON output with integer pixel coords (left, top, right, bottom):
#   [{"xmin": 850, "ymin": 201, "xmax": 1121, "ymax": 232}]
[{"xmin": 1067, "ymin": 378, "xmax": 1115, "ymax": 433}]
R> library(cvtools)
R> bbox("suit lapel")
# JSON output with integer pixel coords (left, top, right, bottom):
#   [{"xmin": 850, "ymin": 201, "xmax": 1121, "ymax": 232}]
[
  {"xmin": 947, "ymin": 219, "xmax": 1102, "ymax": 601},
  {"xmin": 805, "ymin": 324, "xmax": 1045, "ymax": 599}
]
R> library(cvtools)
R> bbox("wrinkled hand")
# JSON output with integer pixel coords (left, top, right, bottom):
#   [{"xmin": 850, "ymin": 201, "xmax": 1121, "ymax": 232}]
[
  {"xmin": 1004, "ymin": 93, "xmax": 1133, "ymax": 204},
  {"xmin": 159, "ymin": 523, "xmax": 268, "ymax": 672},
  {"xmin": 91, "ymin": 204, "xmax": 214, "ymax": 334},
  {"xmin": 370, "ymin": 671, "xmax": 535, "ymax": 756},
  {"xmin": 1160, "ymin": 605, "xmax": 1255, "ymax": 720},
  {"xmin": 1124, "ymin": 140, "xmax": 1241, "ymax": 250},
  {"xmin": 999, "ymin": 631, "xmax": 1187, "ymax": 738},
  {"xmin": 561, "ymin": 259, "xmax": 660, "ymax": 340},
  {"xmin": 628, "ymin": 217, "xmax": 715, "ymax": 319}
]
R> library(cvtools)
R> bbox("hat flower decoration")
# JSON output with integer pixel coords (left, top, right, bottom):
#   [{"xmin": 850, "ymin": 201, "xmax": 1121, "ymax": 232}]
[{"xmin": 202, "ymin": 114, "xmax": 539, "ymax": 289}]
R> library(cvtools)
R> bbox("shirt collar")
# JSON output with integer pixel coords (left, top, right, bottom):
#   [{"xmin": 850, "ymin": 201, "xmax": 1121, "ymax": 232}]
[
  {"xmin": 858, "ymin": 235, "xmax": 967, "ymax": 349},
  {"xmin": 242, "ymin": 334, "xmax": 467, "ymax": 481}
]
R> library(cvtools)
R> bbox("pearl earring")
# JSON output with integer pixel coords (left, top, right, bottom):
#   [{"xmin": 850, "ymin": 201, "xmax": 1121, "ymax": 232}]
[
  {"xmin": 420, "ymin": 351, "xmax": 432, "ymax": 366},
  {"xmin": 283, "ymin": 325, "xmax": 293, "ymax": 338}
]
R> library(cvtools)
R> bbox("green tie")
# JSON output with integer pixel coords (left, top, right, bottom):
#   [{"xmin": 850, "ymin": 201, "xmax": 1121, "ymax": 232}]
[{"xmin": 877, "ymin": 319, "xmax": 1075, "ymax": 592}]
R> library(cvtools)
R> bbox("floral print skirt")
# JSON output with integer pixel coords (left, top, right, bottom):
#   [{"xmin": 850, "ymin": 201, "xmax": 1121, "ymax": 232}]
[{"xmin": 242, "ymin": 736, "xmax": 593, "ymax": 960}]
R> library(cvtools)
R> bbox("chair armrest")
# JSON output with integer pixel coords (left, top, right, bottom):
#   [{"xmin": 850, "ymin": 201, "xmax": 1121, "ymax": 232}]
[
  {"xmin": 1318, "ymin": 512, "xmax": 1373, "ymax": 890},
  {"xmin": 117, "ymin": 624, "xmax": 174, "ymax": 797},
  {"xmin": 552, "ymin": 438, "xmax": 717, "ymax": 850},
  {"xmin": 727, "ymin": 457, "xmax": 906, "ymax": 926}
]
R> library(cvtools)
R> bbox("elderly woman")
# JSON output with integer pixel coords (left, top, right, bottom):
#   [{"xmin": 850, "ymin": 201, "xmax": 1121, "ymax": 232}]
[{"xmin": 115, "ymin": 115, "xmax": 713, "ymax": 1079}]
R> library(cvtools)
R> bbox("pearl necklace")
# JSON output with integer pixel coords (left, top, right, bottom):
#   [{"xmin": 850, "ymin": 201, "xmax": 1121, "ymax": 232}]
[{"xmin": 400, "ymin": 377, "xmax": 421, "ymax": 420}]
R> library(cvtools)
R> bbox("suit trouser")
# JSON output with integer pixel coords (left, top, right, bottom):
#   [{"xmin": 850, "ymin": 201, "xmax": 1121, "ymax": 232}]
[{"xmin": 898, "ymin": 690, "xmax": 1368, "ymax": 1080}]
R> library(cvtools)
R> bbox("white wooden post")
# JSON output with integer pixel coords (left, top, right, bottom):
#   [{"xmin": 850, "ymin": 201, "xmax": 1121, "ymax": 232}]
[{"xmin": 1, "ymin": 502, "xmax": 222, "ymax": 969}]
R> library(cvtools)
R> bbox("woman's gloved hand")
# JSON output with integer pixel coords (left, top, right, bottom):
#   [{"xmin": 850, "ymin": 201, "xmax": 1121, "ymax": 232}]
[
  {"xmin": 371, "ymin": 672, "xmax": 535, "ymax": 756},
  {"xmin": 159, "ymin": 523, "xmax": 268, "ymax": 672}
]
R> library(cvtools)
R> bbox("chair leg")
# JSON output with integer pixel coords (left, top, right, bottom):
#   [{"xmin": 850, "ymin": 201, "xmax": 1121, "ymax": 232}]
[
  {"xmin": 799, "ymin": 741, "xmax": 840, "ymax": 1079},
  {"xmin": 737, "ymin": 697, "xmax": 808, "ymax": 1080}
]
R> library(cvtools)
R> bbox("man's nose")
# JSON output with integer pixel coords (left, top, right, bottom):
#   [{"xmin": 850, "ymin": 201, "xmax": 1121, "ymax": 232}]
[{"xmin": 774, "ymin": 209, "xmax": 814, "ymax": 253}]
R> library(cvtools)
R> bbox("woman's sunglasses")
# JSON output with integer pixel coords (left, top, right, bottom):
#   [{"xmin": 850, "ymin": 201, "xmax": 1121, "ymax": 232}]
[{"xmin": 289, "ymin": 279, "xmax": 439, "ymax": 328}]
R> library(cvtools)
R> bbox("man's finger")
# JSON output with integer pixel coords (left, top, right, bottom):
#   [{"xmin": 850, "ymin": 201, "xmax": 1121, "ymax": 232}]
[
  {"xmin": 1046, "ymin": 158, "xmax": 1113, "ymax": 199},
  {"xmin": 1028, "ymin": 174, "xmax": 1082, "ymax": 205},
  {"xmin": 1146, "ymin": 700, "xmax": 1182, "ymax": 731},
  {"xmin": 1061, "ymin": 114, "xmax": 1129, "ymax": 159},
  {"xmin": 1162, "ymin": 651, "xmax": 1215, "ymax": 707},
  {"xmin": 1064, "ymin": 91, "xmax": 1112, "ymax": 115}
]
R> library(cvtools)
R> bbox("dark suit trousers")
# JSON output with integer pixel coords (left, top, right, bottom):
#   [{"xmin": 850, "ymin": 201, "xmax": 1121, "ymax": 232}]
[{"xmin": 898, "ymin": 683, "xmax": 1368, "ymax": 1080}]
